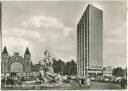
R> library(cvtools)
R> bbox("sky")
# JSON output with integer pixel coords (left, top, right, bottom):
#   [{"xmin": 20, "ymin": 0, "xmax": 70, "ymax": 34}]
[{"xmin": 2, "ymin": 1, "xmax": 127, "ymax": 68}]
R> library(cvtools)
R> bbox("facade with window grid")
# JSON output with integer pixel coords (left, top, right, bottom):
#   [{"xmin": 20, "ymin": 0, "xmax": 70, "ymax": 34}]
[{"xmin": 77, "ymin": 4, "xmax": 103, "ymax": 77}]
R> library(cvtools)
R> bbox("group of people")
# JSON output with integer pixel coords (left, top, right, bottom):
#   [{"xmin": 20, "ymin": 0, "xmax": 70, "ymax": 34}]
[
  {"xmin": 1, "ymin": 72, "xmax": 127, "ymax": 89},
  {"xmin": 1, "ymin": 74, "xmax": 23, "ymax": 87},
  {"xmin": 76, "ymin": 76, "xmax": 91, "ymax": 88},
  {"xmin": 76, "ymin": 76, "xmax": 127, "ymax": 89}
]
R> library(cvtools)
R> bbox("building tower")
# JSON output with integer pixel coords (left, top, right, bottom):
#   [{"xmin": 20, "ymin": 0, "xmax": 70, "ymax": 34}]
[
  {"xmin": 2, "ymin": 47, "xmax": 9, "ymax": 73},
  {"xmin": 24, "ymin": 47, "xmax": 31, "ymax": 73},
  {"xmin": 77, "ymin": 4, "xmax": 103, "ymax": 77},
  {"xmin": 0, "ymin": 3, "xmax": 2, "ymax": 70}
]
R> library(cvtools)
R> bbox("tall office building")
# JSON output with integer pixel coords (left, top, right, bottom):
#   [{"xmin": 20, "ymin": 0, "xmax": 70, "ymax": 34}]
[{"xmin": 77, "ymin": 4, "xmax": 103, "ymax": 77}]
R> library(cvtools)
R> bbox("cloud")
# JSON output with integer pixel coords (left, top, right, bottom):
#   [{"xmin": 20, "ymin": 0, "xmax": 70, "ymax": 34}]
[
  {"xmin": 22, "ymin": 16, "xmax": 63, "ymax": 28},
  {"xmin": 3, "ymin": 15, "xmax": 75, "ymax": 64},
  {"xmin": 3, "ymin": 1, "xmax": 126, "ymax": 67},
  {"xmin": 104, "ymin": 22, "xmax": 126, "ymax": 44},
  {"xmin": 3, "ymin": 28, "xmax": 41, "ymax": 40},
  {"xmin": 22, "ymin": 15, "xmax": 73, "ymax": 36},
  {"xmin": 103, "ymin": 21, "xmax": 127, "ymax": 68},
  {"xmin": 2, "ymin": 27, "xmax": 44, "ymax": 56}
]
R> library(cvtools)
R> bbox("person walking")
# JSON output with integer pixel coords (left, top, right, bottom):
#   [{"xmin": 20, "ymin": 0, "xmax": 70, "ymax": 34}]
[
  {"xmin": 81, "ymin": 78, "xmax": 84, "ymax": 87},
  {"xmin": 86, "ymin": 77, "xmax": 91, "ymax": 88}
]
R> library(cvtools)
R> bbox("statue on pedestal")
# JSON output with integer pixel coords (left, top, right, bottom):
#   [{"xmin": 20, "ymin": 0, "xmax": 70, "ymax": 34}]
[
  {"xmin": 37, "ymin": 49, "xmax": 62, "ymax": 85},
  {"xmin": 43, "ymin": 49, "xmax": 53, "ymax": 73},
  {"xmin": 37, "ymin": 49, "xmax": 54, "ymax": 83}
]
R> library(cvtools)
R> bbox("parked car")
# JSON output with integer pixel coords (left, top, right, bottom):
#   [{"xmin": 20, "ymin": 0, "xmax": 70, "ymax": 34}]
[
  {"xmin": 114, "ymin": 77, "xmax": 122, "ymax": 83},
  {"xmin": 96, "ymin": 76, "xmax": 101, "ymax": 81},
  {"xmin": 109, "ymin": 77, "xmax": 116, "ymax": 82},
  {"xmin": 63, "ymin": 79, "xmax": 70, "ymax": 83},
  {"xmin": 62, "ymin": 76, "xmax": 67, "ymax": 80},
  {"xmin": 63, "ymin": 76, "xmax": 71, "ymax": 83},
  {"xmin": 99, "ymin": 77, "xmax": 104, "ymax": 82},
  {"xmin": 104, "ymin": 78, "xmax": 109, "ymax": 82},
  {"xmin": 90, "ymin": 77, "xmax": 96, "ymax": 81}
]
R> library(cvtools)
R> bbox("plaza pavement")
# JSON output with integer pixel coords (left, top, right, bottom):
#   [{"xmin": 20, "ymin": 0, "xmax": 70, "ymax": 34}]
[{"xmin": 1, "ymin": 81, "xmax": 123, "ymax": 90}]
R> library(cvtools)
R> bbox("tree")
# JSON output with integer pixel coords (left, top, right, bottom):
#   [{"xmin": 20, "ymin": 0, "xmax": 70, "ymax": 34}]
[
  {"xmin": 52, "ymin": 58, "xmax": 58, "ymax": 73},
  {"xmin": 52, "ymin": 58, "xmax": 77, "ymax": 76},
  {"xmin": 71, "ymin": 60, "xmax": 77, "ymax": 75},
  {"xmin": 32, "ymin": 62, "xmax": 42, "ymax": 72},
  {"xmin": 124, "ymin": 67, "xmax": 127, "ymax": 77},
  {"xmin": 52, "ymin": 58, "xmax": 66, "ymax": 75},
  {"xmin": 112, "ymin": 67, "xmax": 125, "ymax": 77},
  {"xmin": 65, "ymin": 62, "xmax": 72, "ymax": 75},
  {"xmin": 57, "ymin": 59, "xmax": 66, "ymax": 75}
]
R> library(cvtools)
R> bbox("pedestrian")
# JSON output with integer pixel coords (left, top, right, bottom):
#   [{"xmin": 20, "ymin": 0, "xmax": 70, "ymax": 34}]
[
  {"xmin": 81, "ymin": 78, "xmax": 84, "ymax": 86},
  {"xmin": 120, "ymin": 76, "xmax": 127, "ymax": 89},
  {"xmin": 2, "ymin": 77, "xmax": 5, "ymax": 86},
  {"xmin": 18, "ymin": 77, "xmax": 22, "ymax": 85},
  {"xmin": 86, "ymin": 77, "xmax": 91, "ymax": 88},
  {"xmin": 10, "ymin": 77, "xmax": 14, "ymax": 86},
  {"xmin": 5, "ymin": 76, "xmax": 7, "ymax": 85},
  {"xmin": 21, "ymin": 76, "xmax": 24, "ymax": 81},
  {"xmin": 76, "ymin": 76, "xmax": 81, "ymax": 87},
  {"xmin": 6, "ymin": 76, "xmax": 10, "ymax": 85}
]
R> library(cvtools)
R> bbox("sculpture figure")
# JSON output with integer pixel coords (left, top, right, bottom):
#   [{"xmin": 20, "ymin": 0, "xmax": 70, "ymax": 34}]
[{"xmin": 37, "ymin": 49, "xmax": 60, "ymax": 84}]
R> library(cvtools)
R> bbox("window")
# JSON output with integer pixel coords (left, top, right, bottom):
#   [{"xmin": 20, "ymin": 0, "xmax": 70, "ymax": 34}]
[
  {"xmin": 4, "ymin": 62, "xmax": 6, "ymax": 66},
  {"xmin": 27, "ymin": 61, "xmax": 29, "ymax": 66}
]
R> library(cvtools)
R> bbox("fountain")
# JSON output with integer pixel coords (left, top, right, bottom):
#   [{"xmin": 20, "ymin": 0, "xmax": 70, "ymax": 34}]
[{"xmin": 37, "ymin": 49, "xmax": 62, "ymax": 85}]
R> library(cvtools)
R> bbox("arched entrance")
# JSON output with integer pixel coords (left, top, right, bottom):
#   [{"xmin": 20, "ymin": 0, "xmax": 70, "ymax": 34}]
[{"xmin": 10, "ymin": 62, "xmax": 23, "ymax": 73}]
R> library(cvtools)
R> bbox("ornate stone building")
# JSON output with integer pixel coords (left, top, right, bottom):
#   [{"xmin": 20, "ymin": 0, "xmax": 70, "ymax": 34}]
[{"xmin": 1, "ymin": 47, "xmax": 32, "ymax": 73}]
